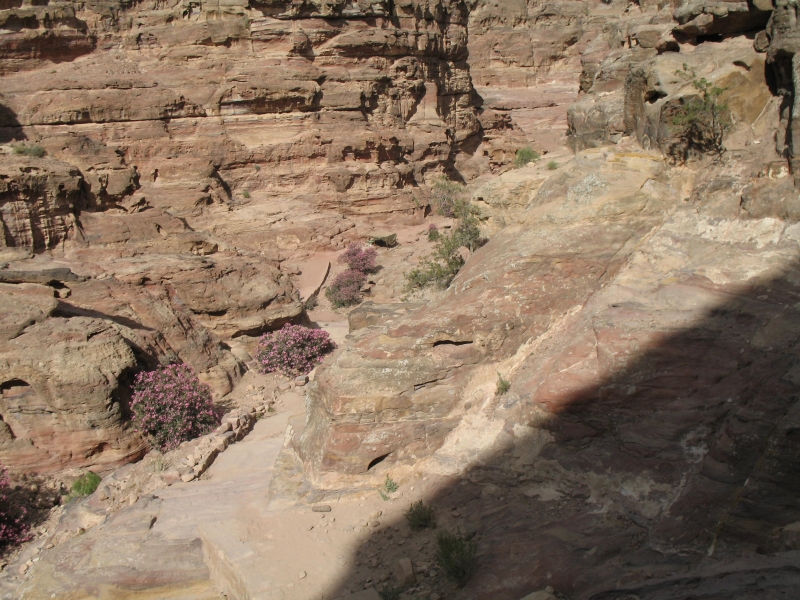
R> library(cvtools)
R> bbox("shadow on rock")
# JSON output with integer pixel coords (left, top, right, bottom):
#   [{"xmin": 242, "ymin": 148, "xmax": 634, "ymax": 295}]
[
  {"xmin": 0, "ymin": 104, "xmax": 24, "ymax": 144},
  {"xmin": 329, "ymin": 259, "xmax": 800, "ymax": 599}
]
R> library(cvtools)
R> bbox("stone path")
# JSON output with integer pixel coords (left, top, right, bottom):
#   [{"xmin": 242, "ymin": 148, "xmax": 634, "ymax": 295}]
[{"xmin": 15, "ymin": 390, "xmax": 419, "ymax": 600}]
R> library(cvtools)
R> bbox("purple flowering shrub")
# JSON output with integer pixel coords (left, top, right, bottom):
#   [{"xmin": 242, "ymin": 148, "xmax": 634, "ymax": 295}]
[
  {"xmin": 339, "ymin": 243, "xmax": 378, "ymax": 273},
  {"xmin": 254, "ymin": 324, "xmax": 336, "ymax": 377},
  {"xmin": 131, "ymin": 364, "xmax": 222, "ymax": 451},
  {"xmin": 325, "ymin": 269, "xmax": 367, "ymax": 307},
  {"xmin": 0, "ymin": 466, "xmax": 31, "ymax": 552}
]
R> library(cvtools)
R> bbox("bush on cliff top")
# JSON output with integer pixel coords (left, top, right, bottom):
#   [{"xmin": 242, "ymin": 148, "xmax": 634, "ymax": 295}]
[
  {"xmin": 131, "ymin": 364, "xmax": 222, "ymax": 452},
  {"xmin": 255, "ymin": 324, "xmax": 336, "ymax": 377}
]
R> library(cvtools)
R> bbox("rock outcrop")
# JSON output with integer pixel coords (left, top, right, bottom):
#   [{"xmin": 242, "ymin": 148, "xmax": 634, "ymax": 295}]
[
  {"xmin": 0, "ymin": 283, "xmax": 146, "ymax": 474},
  {"xmin": 567, "ymin": 0, "xmax": 785, "ymax": 169},
  {"xmin": 293, "ymin": 130, "xmax": 800, "ymax": 595}
]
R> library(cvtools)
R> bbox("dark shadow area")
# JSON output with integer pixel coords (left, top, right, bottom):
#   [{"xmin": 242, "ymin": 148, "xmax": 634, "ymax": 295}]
[
  {"xmin": 53, "ymin": 301, "xmax": 154, "ymax": 332},
  {"xmin": 0, "ymin": 103, "xmax": 25, "ymax": 144},
  {"xmin": 330, "ymin": 259, "xmax": 800, "ymax": 599}
]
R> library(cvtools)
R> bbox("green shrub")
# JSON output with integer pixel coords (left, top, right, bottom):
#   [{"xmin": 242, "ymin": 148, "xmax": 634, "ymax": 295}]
[
  {"xmin": 378, "ymin": 584, "xmax": 402, "ymax": 600},
  {"xmin": 431, "ymin": 178, "xmax": 466, "ymax": 217},
  {"xmin": 242, "ymin": 190, "xmax": 251, "ymax": 199},
  {"xmin": 670, "ymin": 77, "xmax": 731, "ymax": 161},
  {"xmin": 71, "ymin": 472, "xmax": 101, "ymax": 497},
  {"xmin": 514, "ymin": 147, "xmax": 540, "ymax": 168},
  {"xmin": 384, "ymin": 475, "xmax": 399, "ymax": 494},
  {"xmin": 405, "ymin": 500, "xmax": 436, "ymax": 530},
  {"xmin": 496, "ymin": 373, "xmax": 510, "ymax": 395},
  {"xmin": 12, "ymin": 144, "xmax": 45, "ymax": 158},
  {"xmin": 405, "ymin": 206, "xmax": 485, "ymax": 292},
  {"xmin": 547, "ymin": 160, "xmax": 558, "ymax": 170},
  {"xmin": 436, "ymin": 529, "xmax": 477, "ymax": 587}
]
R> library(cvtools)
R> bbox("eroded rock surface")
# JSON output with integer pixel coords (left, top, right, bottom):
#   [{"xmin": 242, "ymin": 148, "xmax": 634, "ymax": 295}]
[{"xmin": 292, "ymin": 136, "xmax": 800, "ymax": 596}]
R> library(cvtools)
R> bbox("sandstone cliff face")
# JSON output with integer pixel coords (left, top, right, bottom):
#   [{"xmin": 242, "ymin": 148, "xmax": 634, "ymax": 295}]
[
  {"xmin": 1, "ymin": 0, "xmax": 480, "ymax": 224},
  {"xmin": 0, "ymin": 0, "xmax": 489, "ymax": 474}
]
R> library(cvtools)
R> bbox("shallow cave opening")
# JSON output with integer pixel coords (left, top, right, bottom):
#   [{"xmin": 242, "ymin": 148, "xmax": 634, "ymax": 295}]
[{"xmin": 367, "ymin": 452, "xmax": 391, "ymax": 471}]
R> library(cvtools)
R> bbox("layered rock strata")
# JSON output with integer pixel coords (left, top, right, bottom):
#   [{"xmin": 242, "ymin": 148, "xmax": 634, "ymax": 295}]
[{"xmin": 0, "ymin": 0, "xmax": 481, "ymax": 225}]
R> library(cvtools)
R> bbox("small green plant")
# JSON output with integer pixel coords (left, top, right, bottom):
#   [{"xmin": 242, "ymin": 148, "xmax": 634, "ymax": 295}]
[
  {"xmin": 12, "ymin": 143, "xmax": 45, "ymax": 158},
  {"xmin": 436, "ymin": 529, "xmax": 478, "ymax": 587},
  {"xmin": 242, "ymin": 190, "xmax": 251, "ymax": 199},
  {"xmin": 514, "ymin": 147, "xmax": 540, "ymax": 168},
  {"xmin": 384, "ymin": 475, "xmax": 399, "ymax": 494},
  {"xmin": 674, "ymin": 62, "xmax": 697, "ymax": 81},
  {"xmin": 150, "ymin": 453, "xmax": 166, "ymax": 473},
  {"xmin": 427, "ymin": 223, "xmax": 440, "ymax": 241},
  {"xmin": 378, "ymin": 584, "xmax": 402, "ymax": 600},
  {"xmin": 496, "ymin": 373, "xmax": 510, "ymax": 396},
  {"xmin": 405, "ymin": 500, "xmax": 436, "ymax": 530},
  {"xmin": 71, "ymin": 472, "xmax": 101, "ymax": 497},
  {"xmin": 547, "ymin": 160, "xmax": 558, "ymax": 170},
  {"xmin": 253, "ymin": 164, "xmax": 261, "ymax": 171},
  {"xmin": 670, "ymin": 77, "xmax": 732, "ymax": 160}
]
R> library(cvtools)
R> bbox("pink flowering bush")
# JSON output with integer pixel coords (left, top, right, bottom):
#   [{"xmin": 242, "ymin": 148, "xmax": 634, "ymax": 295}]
[
  {"xmin": 254, "ymin": 324, "xmax": 336, "ymax": 377},
  {"xmin": 131, "ymin": 364, "xmax": 222, "ymax": 451},
  {"xmin": 326, "ymin": 268, "xmax": 367, "ymax": 307},
  {"xmin": 339, "ymin": 243, "xmax": 378, "ymax": 273},
  {"xmin": 0, "ymin": 466, "xmax": 31, "ymax": 552}
]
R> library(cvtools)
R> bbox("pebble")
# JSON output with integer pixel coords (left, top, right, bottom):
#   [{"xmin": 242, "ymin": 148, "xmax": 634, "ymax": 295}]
[{"xmin": 299, "ymin": 570, "xmax": 307, "ymax": 579}]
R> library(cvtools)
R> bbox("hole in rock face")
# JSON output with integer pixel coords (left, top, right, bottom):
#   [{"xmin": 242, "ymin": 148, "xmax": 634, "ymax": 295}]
[
  {"xmin": 432, "ymin": 340, "xmax": 472, "ymax": 347},
  {"xmin": 645, "ymin": 90, "xmax": 667, "ymax": 104},
  {"xmin": 1, "ymin": 379, "xmax": 34, "ymax": 396},
  {"xmin": 367, "ymin": 453, "xmax": 391, "ymax": 471}
]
